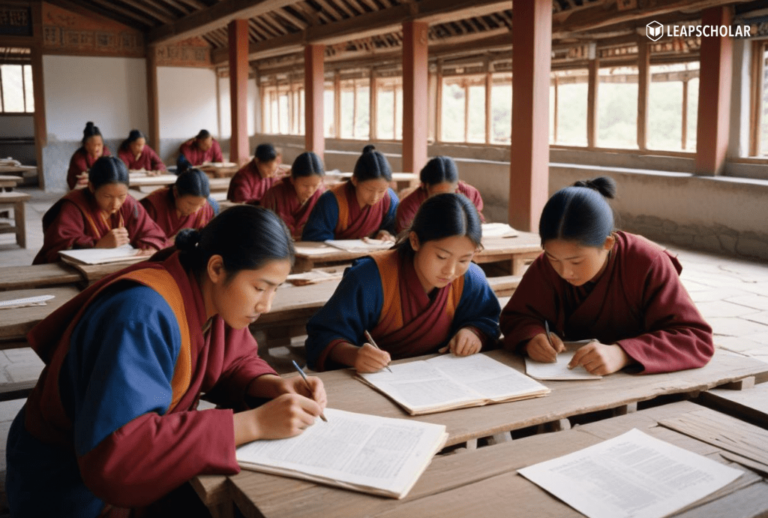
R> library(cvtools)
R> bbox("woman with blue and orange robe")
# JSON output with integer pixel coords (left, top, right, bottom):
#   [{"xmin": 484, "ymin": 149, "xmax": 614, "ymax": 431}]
[
  {"xmin": 34, "ymin": 157, "xmax": 166, "ymax": 265},
  {"xmin": 262, "ymin": 151, "xmax": 325, "ymax": 239},
  {"xmin": 305, "ymin": 193, "xmax": 500, "ymax": 372},
  {"xmin": 141, "ymin": 169, "xmax": 215, "ymax": 248},
  {"xmin": 301, "ymin": 145, "xmax": 399, "ymax": 242},
  {"xmin": 8, "ymin": 206, "xmax": 326, "ymax": 517}
]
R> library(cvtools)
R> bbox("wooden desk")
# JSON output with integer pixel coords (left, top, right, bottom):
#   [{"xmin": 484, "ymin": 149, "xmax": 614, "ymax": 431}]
[
  {"xmin": 200, "ymin": 164, "xmax": 239, "ymax": 178},
  {"xmin": 208, "ymin": 177, "xmax": 231, "ymax": 192},
  {"xmin": 227, "ymin": 400, "xmax": 768, "ymax": 518},
  {"xmin": 0, "ymin": 286, "xmax": 81, "ymax": 344},
  {"xmin": 328, "ymin": 172, "xmax": 419, "ymax": 191},
  {"xmin": 0, "ymin": 175, "xmax": 23, "ymax": 189},
  {"xmin": 0, "ymin": 263, "xmax": 83, "ymax": 291},
  {"xmin": 293, "ymin": 233, "xmax": 541, "ymax": 275},
  {"xmin": 62, "ymin": 258, "xmax": 144, "ymax": 284},
  {"xmin": 129, "ymin": 174, "xmax": 178, "ymax": 189},
  {"xmin": 700, "ymin": 383, "xmax": 768, "ymax": 428}
]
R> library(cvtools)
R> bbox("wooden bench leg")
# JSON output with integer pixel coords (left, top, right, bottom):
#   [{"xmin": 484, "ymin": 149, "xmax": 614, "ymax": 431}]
[
  {"xmin": 486, "ymin": 431, "xmax": 513, "ymax": 445},
  {"xmin": 720, "ymin": 376, "xmax": 755, "ymax": 391},
  {"xmin": 537, "ymin": 418, "xmax": 571, "ymax": 433},
  {"xmin": 14, "ymin": 201, "xmax": 26, "ymax": 249},
  {"xmin": 611, "ymin": 403, "xmax": 638, "ymax": 417}
]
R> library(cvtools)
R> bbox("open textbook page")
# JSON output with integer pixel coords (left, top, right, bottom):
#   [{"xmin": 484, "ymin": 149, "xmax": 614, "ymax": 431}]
[
  {"xmin": 236, "ymin": 408, "xmax": 447, "ymax": 499},
  {"xmin": 324, "ymin": 239, "xmax": 394, "ymax": 252},
  {"xmin": 59, "ymin": 244, "xmax": 142, "ymax": 265},
  {"xmin": 525, "ymin": 340, "xmax": 602, "ymax": 381},
  {"xmin": 359, "ymin": 354, "xmax": 549, "ymax": 415},
  {"xmin": 518, "ymin": 428, "xmax": 743, "ymax": 518}
]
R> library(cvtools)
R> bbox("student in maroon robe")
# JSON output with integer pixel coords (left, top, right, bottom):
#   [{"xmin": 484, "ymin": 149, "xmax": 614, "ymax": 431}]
[
  {"xmin": 67, "ymin": 121, "xmax": 111, "ymax": 190},
  {"xmin": 227, "ymin": 143, "xmax": 283, "ymax": 204},
  {"xmin": 396, "ymin": 156, "xmax": 485, "ymax": 233},
  {"xmin": 301, "ymin": 145, "xmax": 399, "ymax": 242},
  {"xmin": 262, "ymin": 151, "xmax": 325, "ymax": 239},
  {"xmin": 306, "ymin": 193, "xmax": 500, "ymax": 372},
  {"xmin": 500, "ymin": 177, "xmax": 714, "ymax": 375},
  {"xmin": 178, "ymin": 129, "xmax": 223, "ymax": 166},
  {"xmin": 117, "ymin": 129, "xmax": 166, "ymax": 173},
  {"xmin": 141, "ymin": 168, "xmax": 215, "ymax": 248},
  {"xmin": 9, "ymin": 206, "xmax": 327, "ymax": 517},
  {"xmin": 34, "ymin": 157, "xmax": 166, "ymax": 265}
]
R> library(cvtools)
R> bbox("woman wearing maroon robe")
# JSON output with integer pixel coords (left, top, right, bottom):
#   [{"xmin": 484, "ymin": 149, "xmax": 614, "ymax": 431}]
[
  {"xmin": 227, "ymin": 143, "xmax": 283, "ymax": 204},
  {"xmin": 262, "ymin": 151, "xmax": 325, "ymax": 239},
  {"xmin": 301, "ymin": 145, "xmax": 399, "ymax": 242},
  {"xmin": 305, "ymin": 193, "xmax": 500, "ymax": 372},
  {"xmin": 117, "ymin": 129, "xmax": 166, "ymax": 172},
  {"xmin": 34, "ymin": 157, "xmax": 167, "ymax": 265},
  {"xmin": 396, "ymin": 156, "xmax": 485, "ymax": 233},
  {"xmin": 178, "ymin": 129, "xmax": 223, "ymax": 166},
  {"xmin": 67, "ymin": 121, "xmax": 111, "ymax": 190},
  {"xmin": 501, "ymin": 177, "xmax": 714, "ymax": 375},
  {"xmin": 141, "ymin": 169, "xmax": 215, "ymax": 248}
]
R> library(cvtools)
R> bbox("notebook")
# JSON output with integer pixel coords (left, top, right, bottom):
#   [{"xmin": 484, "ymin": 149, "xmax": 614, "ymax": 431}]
[
  {"xmin": 358, "ymin": 353, "xmax": 550, "ymax": 415},
  {"xmin": 59, "ymin": 245, "xmax": 143, "ymax": 265}
]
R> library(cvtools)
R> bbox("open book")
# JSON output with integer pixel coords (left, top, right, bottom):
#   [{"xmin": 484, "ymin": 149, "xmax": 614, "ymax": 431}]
[
  {"xmin": 324, "ymin": 239, "xmax": 394, "ymax": 252},
  {"xmin": 59, "ymin": 245, "xmax": 143, "ymax": 265},
  {"xmin": 525, "ymin": 340, "xmax": 602, "ymax": 381},
  {"xmin": 481, "ymin": 223, "xmax": 518, "ymax": 239},
  {"xmin": 358, "ymin": 353, "xmax": 550, "ymax": 415},
  {"xmin": 236, "ymin": 408, "xmax": 448, "ymax": 499}
]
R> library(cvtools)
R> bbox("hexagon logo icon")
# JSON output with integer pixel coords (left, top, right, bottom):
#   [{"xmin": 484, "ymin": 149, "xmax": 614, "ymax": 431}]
[{"xmin": 646, "ymin": 21, "xmax": 664, "ymax": 41}]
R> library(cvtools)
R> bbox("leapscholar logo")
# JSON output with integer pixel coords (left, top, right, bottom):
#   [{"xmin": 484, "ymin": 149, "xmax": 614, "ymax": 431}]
[{"xmin": 646, "ymin": 20, "xmax": 750, "ymax": 41}]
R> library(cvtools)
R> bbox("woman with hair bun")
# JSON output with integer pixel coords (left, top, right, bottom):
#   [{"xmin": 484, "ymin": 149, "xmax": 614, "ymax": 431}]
[
  {"xmin": 302, "ymin": 145, "xmax": 399, "ymax": 242},
  {"xmin": 262, "ymin": 151, "xmax": 326, "ymax": 239},
  {"xmin": 34, "ymin": 156, "xmax": 166, "ymax": 264},
  {"xmin": 118, "ymin": 129, "xmax": 166, "ymax": 173},
  {"xmin": 395, "ymin": 156, "xmax": 484, "ymax": 233},
  {"xmin": 140, "ymin": 168, "xmax": 215, "ymax": 247},
  {"xmin": 500, "ymin": 176, "xmax": 713, "ymax": 376},
  {"xmin": 178, "ymin": 129, "xmax": 224, "ymax": 166},
  {"xmin": 10, "ymin": 206, "xmax": 327, "ymax": 516},
  {"xmin": 67, "ymin": 121, "xmax": 111, "ymax": 190},
  {"xmin": 227, "ymin": 143, "xmax": 284, "ymax": 204},
  {"xmin": 305, "ymin": 193, "xmax": 500, "ymax": 372}
]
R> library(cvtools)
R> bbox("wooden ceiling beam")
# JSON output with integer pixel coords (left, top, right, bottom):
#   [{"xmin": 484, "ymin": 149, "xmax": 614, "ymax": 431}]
[
  {"xmin": 45, "ymin": 0, "xmax": 155, "ymax": 28},
  {"xmin": 177, "ymin": 0, "xmax": 207, "ymax": 9},
  {"xmin": 148, "ymin": 0, "xmax": 304, "ymax": 45},
  {"xmin": 159, "ymin": 0, "xmax": 192, "ymax": 16},
  {"xmin": 116, "ymin": 0, "xmax": 176, "ymax": 24}
]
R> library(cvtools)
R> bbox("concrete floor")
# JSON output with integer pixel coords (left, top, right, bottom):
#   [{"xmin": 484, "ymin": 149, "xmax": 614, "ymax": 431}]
[{"xmin": 0, "ymin": 186, "xmax": 767, "ymax": 511}]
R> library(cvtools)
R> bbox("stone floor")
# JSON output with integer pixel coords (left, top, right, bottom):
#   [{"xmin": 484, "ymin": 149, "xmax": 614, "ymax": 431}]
[{"xmin": 0, "ymin": 186, "xmax": 767, "ymax": 511}]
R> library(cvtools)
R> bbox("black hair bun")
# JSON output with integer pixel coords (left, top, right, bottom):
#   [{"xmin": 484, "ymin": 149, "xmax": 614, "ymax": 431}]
[
  {"xmin": 362, "ymin": 144, "xmax": 376, "ymax": 155},
  {"xmin": 175, "ymin": 229, "xmax": 201, "ymax": 251},
  {"xmin": 573, "ymin": 176, "xmax": 616, "ymax": 200}
]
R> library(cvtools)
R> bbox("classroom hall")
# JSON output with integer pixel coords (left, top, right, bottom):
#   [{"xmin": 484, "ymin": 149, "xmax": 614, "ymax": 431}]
[{"xmin": 1, "ymin": 0, "xmax": 768, "ymax": 516}]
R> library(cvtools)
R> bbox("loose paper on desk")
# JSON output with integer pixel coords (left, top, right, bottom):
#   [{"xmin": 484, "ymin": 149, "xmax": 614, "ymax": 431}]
[
  {"xmin": 481, "ymin": 223, "xmax": 518, "ymax": 239},
  {"xmin": 359, "ymin": 353, "xmax": 549, "ymax": 415},
  {"xmin": 325, "ymin": 239, "xmax": 394, "ymax": 252},
  {"xmin": 59, "ymin": 244, "xmax": 142, "ymax": 265},
  {"xmin": 518, "ymin": 428, "xmax": 742, "ymax": 518},
  {"xmin": 0, "ymin": 294, "xmax": 54, "ymax": 310},
  {"xmin": 525, "ymin": 341, "xmax": 602, "ymax": 381},
  {"xmin": 236, "ymin": 408, "xmax": 447, "ymax": 499}
]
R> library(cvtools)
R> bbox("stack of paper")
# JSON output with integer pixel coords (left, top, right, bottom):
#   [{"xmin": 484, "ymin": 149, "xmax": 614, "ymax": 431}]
[
  {"xmin": 324, "ymin": 239, "xmax": 394, "ymax": 252},
  {"xmin": 236, "ymin": 408, "xmax": 448, "ymax": 499},
  {"xmin": 59, "ymin": 245, "xmax": 143, "ymax": 265},
  {"xmin": 359, "ymin": 354, "xmax": 550, "ymax": 415}
]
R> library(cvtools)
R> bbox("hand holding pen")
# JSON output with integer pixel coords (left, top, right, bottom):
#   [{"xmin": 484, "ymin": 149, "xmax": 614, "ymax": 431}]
[
  {"xmin": 355, "ymin": 330, "xmax": 393, "ymax": 373},
  {"xmin": 525, "ymin": 320, "xmax": 565, "ymax": 363},
  {"xmin": 291, "ymin": 361, "xmax": 328, "ymax": 422}
]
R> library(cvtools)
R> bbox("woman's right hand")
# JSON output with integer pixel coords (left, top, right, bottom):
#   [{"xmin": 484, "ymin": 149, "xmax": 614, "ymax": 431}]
[
  {"xmin": 234, "ymin": 393, "xmax": 322, "ymax": 445},
  {"xmin": 355, "ymin": 343, "xmax": 391, "ymax": 373},
  {"xmin": 525, "ymin": 332, "xmax": 565, "ymax": 363},
  {"xmin": 95, "ymin": 228, "xmax": 130, "ymax": 248}
]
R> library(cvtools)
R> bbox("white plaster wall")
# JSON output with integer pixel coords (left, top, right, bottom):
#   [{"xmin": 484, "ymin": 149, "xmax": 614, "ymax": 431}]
[
  {"xmin": 0, "ymin": 115, "xmax": 34, "ymax": 138},
  {"xmin": 157, "ymin": 67, "xmax": 218, "ymax": 139},
  {"xmin": 217, "ymin": 76, "xmax": 257, "ymax": 140},
  {"xmin": 43, "ymin": 55, "xmax": 148, "ymax": 141}
]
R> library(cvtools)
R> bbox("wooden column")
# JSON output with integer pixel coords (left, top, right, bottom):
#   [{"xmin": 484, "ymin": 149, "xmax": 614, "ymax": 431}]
[
  {"xmin": 369, "ymin": 68, "xmax": 377, "ymax": 141},
  {"xmin": 637, "ymin": 38, "xmax": 650, "ymax": 150},
  {"xmin": 485, "ymin": 70, "xmax": 493, "ymax": 144},
  {"xmin": 146, "ymin": 47, "xmax": 160, "ymax": 153},
  {"xmin": 436, "ymin": 63, "xmax": 443, "ymax": 142},
  {"xmin": 509, "ymin": 0, "xmax": 552, "ymax": 232},
  {"xmin": 228, "ymin": 19, "xmax": 249, "ymax": 165},
  {"xmin": 402, "ymin": 20, "xmax": 429, "ymax": 174},
  {"xmin": 334, "ymin": 71, "xmax": 341, "ymax": 139},
  {"xmin": 304, "ymin": 44, "xmax": 325, "ymax": 158},
  {"xmin": 695, "ymin": 6, "xmax": 733, "ymax": 176},
  {"xmin": 30, "ymin": 1, "xmax": 46, "ymax": 189},
  {"xmin": 587, "ymin": 58, "xmax": 599, "ymax": 149},
  {"xmin": 682, "ymin": 80, "xmax": 689, "ymax": 150}
]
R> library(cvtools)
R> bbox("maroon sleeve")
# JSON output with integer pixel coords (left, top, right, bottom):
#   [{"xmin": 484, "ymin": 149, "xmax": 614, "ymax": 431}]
[
  {"xmin": 117, "ymin": 149, "xmax": 131, "ymax": 168},
  {"xmin": 38, "ymin": 201, "xmax": 98, "ymax": 263},
  {"xmin": 148, "ymin": 146, "xmax": 166, "ymax": 171},
  {"xmin": 617, "ymin": 254, "xmax": 714, "ymax": 374},
  {"xmin": 212, "ymin": 140, "xmax": 224, "ymax": 163},
  {"xmin": 67, "ymin": 152, "xmax": 87, "ymax": 190},
  {"xmin": 139, "ymin": 195, "xmax": 158, "ymax": 221},
  {"xmin": 78, "ymin": 409, "xmax": 239, "ymax": 507},
  {"xmin": 468, "ymin": 185, "xmax": 485, "ymax": 222},
  {"xmin": 227, "ymin": 169, "xmax": 254, "ymax": 203},
  {"xmin": 395, "ymin": 191, "xmax": 419, "ymax": 233},
  {"xmin": 125, "ymin": 198, "xmax": 169, "ymax": 251},
  {"xmin": 500, "ymin": 255, "xmax": 553, "ymax": 352}
]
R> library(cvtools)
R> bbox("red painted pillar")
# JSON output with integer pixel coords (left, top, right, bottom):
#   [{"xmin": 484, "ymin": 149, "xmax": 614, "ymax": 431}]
[
  {"xmin": 228, "ymin": 19, "xmax": 250, "ymax": 166},
  {"xmin": 402, "ymin": 21, "xmax": 429, "ymax": 174},
  {"xmin": 509, "ymin": 0, "xmax": 552, "ymax": 231},
  {"xmin": 695, "ymin": 7, "xmax": 732, "ymax": 176},
  {"xmin": 304, "ymin": 44, "xmax": 325, "ymax": 160}
]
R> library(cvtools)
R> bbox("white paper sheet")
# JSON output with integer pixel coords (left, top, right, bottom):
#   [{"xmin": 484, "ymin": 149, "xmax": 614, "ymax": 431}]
[
  {"xmin": 59, "ymin": 244, "xmax": 141, "ymax": 265},
  {"xmin": 518, "ymin": 428, "xmax": 743, "ymax": 518},
  {"xmin": 525, "ymin": 351, "xmax": 603, "ymax": 380},
  {"xmin": 0, "ymin": 294, "xmax": 54, "ymax": 309},
  {"xmin": 324, "ymin": 239, "xmax": 394, "ymax": 252},
  {"xmin": 481, "ymin": 223, "xmax": 518, "ymax": 239},
  {"xmin": 236, "ymin": 408, "xmax": 447, "ymax": 498}
]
